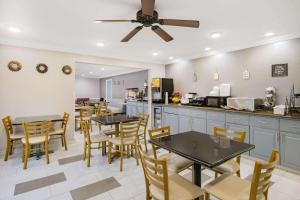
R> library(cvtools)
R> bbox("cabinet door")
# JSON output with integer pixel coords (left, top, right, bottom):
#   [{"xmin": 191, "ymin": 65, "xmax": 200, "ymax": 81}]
[
  {"xmin": 144, "ymin": 103, "xmax": 148, "ymax": 114},
  {"xmin": 179, "ymin": 115, "xmax": 192, "ymax": 133},
  {"xmin": 281, "ymin": 132, "xmax": 300, "ymax": 171},
  {"xmin": 192, "ymin": 118, "xmax": 206, "ymax": 133},
  {"xmin": 126, "ymin": 105, "xmax": 133, "ymax": 116},
  {"xmin": 207, "ymin": 120, "xmax": 225, "ymax": 135},
  {"xmin": 250, "ymin": 127, "xmax": 278, "ymax": 161},
  {"xmin": 226, "ymin": 123, "xmax": 250, "ymax": 144},
  {"xmin": 137, "ymin": 105, "xmax": 144, "ymax": 114},
  {"xmin": 163, "ymin": 113, "xmax": 179, "ymax": 134}
]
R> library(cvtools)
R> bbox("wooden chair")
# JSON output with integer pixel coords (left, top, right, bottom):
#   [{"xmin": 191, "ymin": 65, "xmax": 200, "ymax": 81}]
[
  {"xmin": 80, "ymin": 108, "xmax": 93, "ymax": 134},
  {"xmin": 49, "ymin": 112, "xmax": 69, "ymax": 150},
  {"xmin": 82, "ymin": 120, "xmax": 108, "ymax": 167},
  {"xmin": 148, "ymin": 126, "xmax": 193, "ymax": 173},
  {"xmin": 137, "ymin": 145, "xmax": 204, "ymax": 200},
  {"xmin": 95, "ymin": 105, "xmax": 114, "ymax": 134},
  {"xmin": 204, "ymin": 149, "xmax": 280, "ymax": 200},
  {"xmin": 108, "ymin": 120, "xmax": 140, "ymax": 171},
  {"xmin": 22, "ymin": 121, "xmax": 52, "ymax": 169},
  {"xmin": 137, "ymin": 113, "xmax": 149, "ymax": 152},
  {"xmin": 212, "ymin": 127, "xmax": 246, "ymax": 178},
  {"xmin": 2, "ymin": 116, "xmax": 23, "ymax": 161}
]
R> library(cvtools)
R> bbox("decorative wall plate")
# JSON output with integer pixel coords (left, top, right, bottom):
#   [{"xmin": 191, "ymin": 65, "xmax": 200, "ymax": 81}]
[
  {"xmin": 62, "ymin": 65, "xmax": 72, "ymax": 75},
  {"xmin": 8, "ymin": 61, "xmax": 22, "ymax": 72},
  {"xmin": 36, "ymin": 63, "xmax": 48, "ymax": 73}
]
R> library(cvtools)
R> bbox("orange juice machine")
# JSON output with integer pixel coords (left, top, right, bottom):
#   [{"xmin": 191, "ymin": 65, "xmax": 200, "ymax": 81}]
[{"xmin": 151, "ymin": 78, "xmax": 174, "ymax": 103}]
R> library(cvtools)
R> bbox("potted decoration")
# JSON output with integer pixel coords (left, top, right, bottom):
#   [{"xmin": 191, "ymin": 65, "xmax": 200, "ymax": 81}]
[{"xmin": 172, "ymin": 91, "xmax": 182, "ymax": 104}]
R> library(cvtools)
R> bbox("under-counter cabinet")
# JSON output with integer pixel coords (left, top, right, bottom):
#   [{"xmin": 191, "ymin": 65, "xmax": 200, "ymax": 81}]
[
  {"xmin": 136, "ymin": 103, "xmax": 144, "ymax": 114},
  {"xmin": 163, "ymin": 113, "xmax": 179, "ymax": 134},
  {"xmin": 280, "ymin": 119, "xmax": 300, "ymax": 171},
  {"xmin": 206, "ymin": 111, "xmax": 226, "ymax": 135},
  {"xmin": 126, "ymin": 103, "xmax": 137, "ymax": 116},
  {"xmin": 250, "ymin": 116, "xmax": 279, "ymax": 161},
  {"xmin": 179, "ymin": 115, "xmax": 192, "ymax": 132}
]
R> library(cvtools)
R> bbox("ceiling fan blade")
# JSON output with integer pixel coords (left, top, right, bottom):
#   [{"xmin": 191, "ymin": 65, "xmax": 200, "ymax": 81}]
[
  {"xmin": 159, "ymin": 19, "xmax": 200, "ymax": 28},
  {"xmin": 141, "ymin": 0, "xmax": 155, "ymax": 16},
  {"xmin": 95, "ymin": 20, "xmax": 133, "ymax": 23},
  {"xmin": 121, "ymin": 26, "xmax": 143, "ymax": 42},
  {"xmin": 151, "ymin": 26, "xmax": 173, "ymax": 42}
]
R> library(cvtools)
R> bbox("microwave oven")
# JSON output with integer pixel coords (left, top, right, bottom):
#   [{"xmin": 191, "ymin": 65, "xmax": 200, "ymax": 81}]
[{"xmin": 206, "ymin": 96, "xmax": 229, "ymax": 108}]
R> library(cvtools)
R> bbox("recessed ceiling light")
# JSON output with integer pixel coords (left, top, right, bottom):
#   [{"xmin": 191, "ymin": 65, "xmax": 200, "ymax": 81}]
[
  {"xmin": 89, "ymin": 71, "xmax": 93, "ymax": 74},
  {"xmin": 94, "ymin": 20, "xmax": 103, "ymax": 23},
  {"xmin": 101, "ymin": 68, "xmax": 105, "ymax": 71},
  {"xmin": 8, "ymin": 27, "xmax": 21, "ymax": 33},
  {"xmin": 264, "ymin": 32, "xmax": 275, "ymax": 37},
  {"xmin": 152, "ymin": 52, "xmax": 158, "ymax": 56},
  {"xmin": 96, "ymin": 42, "xmax": 104, "ymax": 47},
  {"xmin": 205, "ymin": 47, "xmax": 211, "ymax": 51},
  {"xmin": 169, "ymin": 56, "xmax": 174, "ymax": 60},
  {"xmin": 211, "ymin": 32, "xmax": 221, "ymax": 39}
]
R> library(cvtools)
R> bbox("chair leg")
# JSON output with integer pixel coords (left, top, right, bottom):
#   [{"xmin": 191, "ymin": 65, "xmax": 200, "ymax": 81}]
[
  {"xmin": 120, "ymin": 145, "xmax": 124, "ymax": 171},
  {"xmin": 4, "ymin": 141, "xmax": 11, "ymax": 161},
  {"xmin": 61, "ymin": 136, "xmax": 65, "ymax": 147},
  {"xmin": 45, "ymin": 142, "xmax": 49, "ymax": 164},
  {"xmin": 108, "ymin": 142, "xmax": 112, "ymax": 164},
  {"xmin": 9, "ymin": 141, "xmax": 13, "ymax": 155},
  {"xmin": 23, "ymin": 145, "xmax": 30, "ymax": 169},
  {"xmin": 214, "ymin": 172, "xmax": 218, "ymax": 179},
  {"xmin": 22, "ymin": 144, "xmax": 25, "ymax": 163},
  {"xmin": 64, "ymin": 134, "xmax": 68, "ymax": 151},
  {"xmin": 144, "ymin": 135, "xmax": 148, "ymax": 152},
  {"xmin": 237, "ymin": 170, "xmax": 241, "ymax": 177},
  {"xmin": 83, "ymin": 142, "xmax": 87, "ymax": 160},
  {"xmin": 87, "ymin": 143, "xmax": 91, "ymax": 167},
  {"xmin": 134, "ymin": 144, "xmax": 139, "ymax": 166},
  {"xmin": 205, "ymin": 192, "xmax": 210, "ymax": 200}
]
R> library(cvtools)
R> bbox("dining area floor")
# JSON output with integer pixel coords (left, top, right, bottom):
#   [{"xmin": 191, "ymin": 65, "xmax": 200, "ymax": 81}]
[{"xmin": 0, "ymin": 126, "xmax": 300, "ymax": 200}]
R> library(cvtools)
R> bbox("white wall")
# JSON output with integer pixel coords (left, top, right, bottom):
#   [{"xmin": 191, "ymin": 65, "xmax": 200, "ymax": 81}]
[
  {"xmin": 75, "ymin": 77, "xmax": 100, "ymax": 99},
  {"xmin": 0, "ymin": 44, "xmax": 165, "ymax": 153}
]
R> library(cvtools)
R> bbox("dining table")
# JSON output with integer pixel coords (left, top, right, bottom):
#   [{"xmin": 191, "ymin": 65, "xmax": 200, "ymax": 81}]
[{"xmin": 149, "ymin": 131, "xmax": 255, "ymax": 190}]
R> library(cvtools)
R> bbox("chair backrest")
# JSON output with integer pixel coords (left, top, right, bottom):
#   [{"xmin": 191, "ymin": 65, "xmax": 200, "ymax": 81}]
[
  {"xmin": 62, "ymin": 112, "xmax": 69, "ymax": 131},
  {"xmin": 80, "ymin": 108, "xmax": 93, "ymax": 120},
  {"xmin": 249, "ymin": 149, "xmax": 280, "ymax": 200},
  {"xmin": 148, "ymin": 126, "xmax": 171, "ymax": 159},
  {"xmin": 214, "ymin": 127, "xmax": 246, "ymax": 142},
  {"xmin": 22, "ymin": 121, "xmax": 52, "ymax": 144},
  {"xmin": 2, "ymin": 116, "xmax": 13, "ymax": 140},
  {"xmin": 137, "ymin": 113, "xmax": 149, "ymax": 132},
  {"xmin": 137, "ymin": 145, "xmax": 170, "ymax": 200},
  {"xmin": 81, "ymin": 120, "xmax": 92, "ymax": 144},
  {"xmin": 119, "ymin": 120, "xmax": 141, "ymax": 142},
  {"xmin": 95, "ymin": 104, "xmax": 110, "ymax": 117}
]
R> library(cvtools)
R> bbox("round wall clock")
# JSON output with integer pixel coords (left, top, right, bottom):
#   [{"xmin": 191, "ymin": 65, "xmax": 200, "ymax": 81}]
[
  {"xmin": 62, "ymin": 65, "xmax": 72, "ymax": 75},
  {"xmin": 8, "ymin": 61, "xmax": 22, "ymax": 72},
  {"xmin": 36, "ymin": 63, "xmax": 48, "ymax": 73}
]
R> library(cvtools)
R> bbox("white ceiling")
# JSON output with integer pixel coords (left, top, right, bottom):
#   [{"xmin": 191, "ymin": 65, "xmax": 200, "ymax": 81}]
[
  {"xmin": 76, "ymin": 62, "xmax": 145, "ymax": 79},
  {"xmin": 1, "ymin": 0, "xmax": 300, "ymax": 64}
]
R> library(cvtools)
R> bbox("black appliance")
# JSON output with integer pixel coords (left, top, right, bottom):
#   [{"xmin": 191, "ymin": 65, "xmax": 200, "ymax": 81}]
[
  {"xmin": 205, "ymin": 96, "xmax": 229, "ymax": 108},
  {"xmin": 153, "ymin": 106, "xmax": 162, "ymax": 128},
  {"xmin": 187, "ymin": 97, "xmax": 206, "ymax": 106},
  {"xmin": 151, "ymin": 78, "xmax": 174, "ymax": 103}
]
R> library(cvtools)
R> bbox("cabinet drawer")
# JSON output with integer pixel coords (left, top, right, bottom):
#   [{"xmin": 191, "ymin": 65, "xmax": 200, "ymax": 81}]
[
  {"xmin": 178, "ymin": 108, "xmax": 206, "ymax": 118},
  {"xmin": 207, "ymin": 111, "xmax": 225, "ymax": 121},
  {"xmin": 226, "ymin": 113, "xmax": 249, "ymax": 125},
  {"xmin": 280, "ymin": 119, "xmax": 300, "ymax": 134},
  {"xmin": 163, "ymin": 107, "xmax": 178, "ymax": 114},
  {"xmin": 250, "ymin": 116, "xmax": 279, "ymax": 130},
  {"xmin": 207, "ymin": 120, "xmax": 225, "ymax": 135}
]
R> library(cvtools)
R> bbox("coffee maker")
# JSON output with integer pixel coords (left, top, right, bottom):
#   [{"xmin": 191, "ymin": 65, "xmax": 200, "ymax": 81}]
[{"xmin": 151, "ymin": 78, "xmax": 174, "ymax": 103}]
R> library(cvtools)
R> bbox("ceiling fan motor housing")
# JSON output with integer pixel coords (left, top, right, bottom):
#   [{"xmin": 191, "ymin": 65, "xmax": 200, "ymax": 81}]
[{"xmin": 136, "ymin": 10, "xmax": 159, "ymax": 27}]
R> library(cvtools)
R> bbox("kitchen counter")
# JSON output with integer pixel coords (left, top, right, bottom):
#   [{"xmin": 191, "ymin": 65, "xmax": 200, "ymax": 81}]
[{"xmin": 152, "ymin": 103, "xmax": 300, "ymax": 120}]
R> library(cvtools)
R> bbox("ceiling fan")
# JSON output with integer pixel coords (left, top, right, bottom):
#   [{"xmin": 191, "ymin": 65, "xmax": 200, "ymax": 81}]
[{"xmin": 95, "ymin": 0, "xmax": 200, "ymax": 42}]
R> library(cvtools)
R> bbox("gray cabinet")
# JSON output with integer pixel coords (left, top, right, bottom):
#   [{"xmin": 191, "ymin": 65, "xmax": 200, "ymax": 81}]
[
  {"xmin": 280, "ymin": 132, "xmax": 300, "ymax": 171},
  {"xmin": 179, "ymin": 115, "xmax": 192, "ymax": 132},
  {"xmin": 144, "ymin": 103, "xmax": 148, "ymax": 114},
  {"xmin": 226, "ymin": 123, "xmax": 250, "ymax": 143},
  {"xmin": 163, "ymin": 113, "xmax": 179, "ymax": 134},
  {"xmin": 137, "ymin": 103, "xmax": 144, "ymax": 114},
  {"xmin": 192, "ymin": 118, "xmax": 207, "ymax": 133},
  {"xmin": 126, "ymin": 104, "xmax": 137, "ymax": 116},
  {"xmin": 250, "ymin": 127, "xmax": 278, "ymax": 161},
  {"xmin": 207, "ymin": 120, "xmax": 225, "ymax": 135}
]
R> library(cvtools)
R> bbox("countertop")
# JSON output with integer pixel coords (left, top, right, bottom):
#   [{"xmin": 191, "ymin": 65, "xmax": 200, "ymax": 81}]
[{"xmin": 152, "ymin": 103, "xmax": 300, "ymax": 120}]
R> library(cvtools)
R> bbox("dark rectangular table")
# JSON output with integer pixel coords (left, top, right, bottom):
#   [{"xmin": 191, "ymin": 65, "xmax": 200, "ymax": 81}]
[
  {"xmin": 149, "ymin": 131, "xmax": 255, "ymax": 188},
  {"xmin": 13, "ymin": 114, "xmax": 63, "ymax": 125}
]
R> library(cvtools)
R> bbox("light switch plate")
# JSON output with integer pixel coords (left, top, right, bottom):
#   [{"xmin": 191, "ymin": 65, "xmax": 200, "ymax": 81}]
[
  {"xmin": 213, "ymin": 72, "xmax": 219, "ymax": 81},
  {"xmin": 243, "ymin": 70, "xmax": 250, "ymax": 80}
]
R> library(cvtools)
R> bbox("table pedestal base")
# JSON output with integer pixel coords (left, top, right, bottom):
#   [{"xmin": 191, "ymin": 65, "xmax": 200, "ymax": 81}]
[{"xmin": 193, "ymin": 163, "xmax": 202, "ymax": 200}]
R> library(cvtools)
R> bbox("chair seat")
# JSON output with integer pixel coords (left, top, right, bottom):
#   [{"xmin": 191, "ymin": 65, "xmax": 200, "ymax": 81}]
[
  {"xmin": 81, "ymin": 117, "xmax": 91, "ymax": 121},
  {"xmin": 150, "ymin": 173, "xmax": 204, "ymax": 200},
  {"xmin": 10, "ymin": 133, "xmax": 24, "ymax": 140},
  {"xmin": 21, "ymin": 136, "xmax": 49, "ymax": 145},
  {"xmin": 109, "ymin": 137, "xmax": 136, "ymax": 145},
  {"xmin": 213, "ymin": 159, "xmax": 240, "ymax": 174},
  {"xmin": 159, "ymin": 153, "xmax": 193, "ymax": 173},
  {"xmin": 89, "ymin": 135, "xmax": 108, "ymax": 143},
  {"xmin": 49, "ymin": 128, "xmax": 64, "ymax": 135},
  {"xmin": 203, "ymin": 174, "xmax": 261, "ymax": 200}
]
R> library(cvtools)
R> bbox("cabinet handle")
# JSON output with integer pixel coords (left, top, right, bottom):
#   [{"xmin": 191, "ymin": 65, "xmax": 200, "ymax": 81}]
[
  {"xmin": 290, "ymin": 125, "xmax": 300, "ymax": 129},
  {"xmin": 276, "ymin": 132, "xmax": 280, "ymax": 147}
]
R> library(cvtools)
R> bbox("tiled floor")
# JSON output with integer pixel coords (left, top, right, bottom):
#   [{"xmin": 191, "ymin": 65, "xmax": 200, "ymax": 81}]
[{"xmin": 0, "ymin": 127, "xmax": 300, "ymax": 200}]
